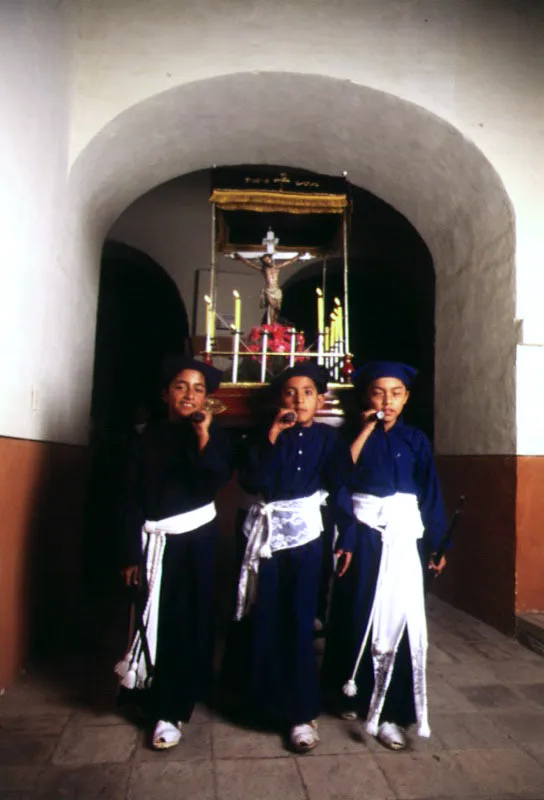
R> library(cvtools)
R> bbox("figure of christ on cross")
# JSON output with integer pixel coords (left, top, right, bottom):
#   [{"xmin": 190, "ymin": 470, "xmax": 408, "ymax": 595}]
[{"xmin": 232, "ymin": 251, "xmax": 303, "ymax": 324}]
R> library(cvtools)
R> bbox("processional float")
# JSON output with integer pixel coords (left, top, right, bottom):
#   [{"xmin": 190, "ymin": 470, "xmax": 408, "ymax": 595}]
[{"xmin": 199, "ymin": 167, "xmax": 354, "ymax": 425}]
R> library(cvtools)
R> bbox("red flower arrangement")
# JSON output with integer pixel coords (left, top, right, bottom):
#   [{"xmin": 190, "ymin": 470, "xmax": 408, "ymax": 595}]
[{"xmin": 247, "ymin": 324, "xmax": 308, "ymax": 370}]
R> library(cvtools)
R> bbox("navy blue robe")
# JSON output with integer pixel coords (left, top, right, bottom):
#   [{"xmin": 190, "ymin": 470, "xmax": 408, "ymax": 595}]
[
  {"xmin": 323, "ymin": 418, "xmax": 446, "ymax": 726},
  {"xmin": 237, "ymin": 421, "xmax": 356, "ymax": 727},
  {"xmin": 120, "ymin": 419, "xmax": 231, "ymax": 723}
]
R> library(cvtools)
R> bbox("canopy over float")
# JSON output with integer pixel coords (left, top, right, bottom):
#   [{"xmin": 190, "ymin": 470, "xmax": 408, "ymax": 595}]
[{"xmin": 199, "ymin": 166, "xmax": 354, "ymax": 423}]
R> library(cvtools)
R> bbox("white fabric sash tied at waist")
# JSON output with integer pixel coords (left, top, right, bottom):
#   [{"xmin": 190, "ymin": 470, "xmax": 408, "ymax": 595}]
[
  {"xmin": 342, "ymin": 491, "xmax": 431, "ymax": 738},
  {"xmin": 235, "ymin": 489, "xmax": 328, "ymax": 621},
  {"xmin": 115, "ymin": 501, "xmax": 216, "ymax": 690}
]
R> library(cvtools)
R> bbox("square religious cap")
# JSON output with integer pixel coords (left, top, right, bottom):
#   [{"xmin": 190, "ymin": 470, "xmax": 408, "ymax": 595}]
[
  {"xmin": 352, "ymin": 360, "xmax": 418, "ymax": 390},
  {"xmin": 270, "ymin": 362, "xmax": 330, "ymax": 395},
  {"xmin": 161, "ymin": 355, "xmax": 223, "ymax": 394}
]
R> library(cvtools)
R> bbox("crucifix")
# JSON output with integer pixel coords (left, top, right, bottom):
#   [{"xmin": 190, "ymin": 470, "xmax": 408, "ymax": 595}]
[{"xmin": 229, "ymin": 228, "xmax": 313, "ymax": 324}]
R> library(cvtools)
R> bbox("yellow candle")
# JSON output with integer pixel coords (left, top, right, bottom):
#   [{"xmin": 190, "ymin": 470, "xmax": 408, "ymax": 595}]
[
  {"xmin": 233, "ymin": 289, "xmax": 241, "ymax": 331},
  {"xmin": 324, "ymin": 326, "xmax": 330, "ymax": 352},
  {"xmin": 330, "ymin": 310, "xmax": 337, "ymax": 345},
  {"xmin": 316, "ymin": 287, "xmax": 324, "ymax": 333}
]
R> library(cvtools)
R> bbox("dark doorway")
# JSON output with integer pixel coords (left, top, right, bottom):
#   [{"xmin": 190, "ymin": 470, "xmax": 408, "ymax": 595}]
[{"xmin": 86, "ymin": 241, "xmax": 189, "ymax": 599}]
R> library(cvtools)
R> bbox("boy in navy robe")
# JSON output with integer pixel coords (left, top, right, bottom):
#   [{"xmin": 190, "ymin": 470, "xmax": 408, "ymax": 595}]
[
  {"xmin": 234, "ymin": 363, "xmax": 356, "ymax": 752},
  {"xmin": 323, "ymin": 361, "xmax": 447, "ymax": 750},
  {"xmin": 116, "ymin": 356, "xmax": 231, "ymax": 749}
]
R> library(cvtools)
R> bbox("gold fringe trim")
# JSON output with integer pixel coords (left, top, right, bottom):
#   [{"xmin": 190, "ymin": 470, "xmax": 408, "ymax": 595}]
[{"xmin": 210, "ymin": 189, "xmax": 348, "ymax": 215}]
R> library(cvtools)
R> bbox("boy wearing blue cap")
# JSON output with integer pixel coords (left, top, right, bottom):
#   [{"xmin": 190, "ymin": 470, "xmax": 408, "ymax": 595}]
[
  {"xmin": 116, "ymin": 357, "xmax": 231, "ymax": 749},
  {"xmin": 234, "ymin": 362, "xmax": 356, "ymax": 753},
  {"xmin": 323, "ymin": 361, "xmax": 447, "ymax": 750}
]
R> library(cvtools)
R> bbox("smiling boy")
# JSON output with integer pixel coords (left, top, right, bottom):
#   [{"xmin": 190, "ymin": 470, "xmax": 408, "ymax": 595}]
[
  {"xmin": 234, "ymin": 363, "xmax": 355, "ymax": 753},
  {"xmin": 116, "ymin": 356, "xmax": 231, "ymax": 749},
  {"xmin": 323, "ymin": 360, "xmax": 447, "ymax": 750}
]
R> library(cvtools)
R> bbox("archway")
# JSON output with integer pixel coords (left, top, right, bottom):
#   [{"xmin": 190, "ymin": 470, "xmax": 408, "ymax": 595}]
[{"xmin": 69, "ymin": 71, "xmax": 517, "ymax": 630}]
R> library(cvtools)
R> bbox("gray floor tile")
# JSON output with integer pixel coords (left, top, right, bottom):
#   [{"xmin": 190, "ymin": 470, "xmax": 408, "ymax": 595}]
[
  {"xmin": 516, "ymin": 682, "xmax": 544, "ymax": 707},
  {"xmin": 216, "ymin": 757, "xmax": 305, "ymax": 800},
  {"xmin": 36, "ymin": 764, "xmax": 130, "ymax": 800},
  {"xmin": 52, "ymin": 723, "xmax": 137, "ymax": 766},
  {"xmin": 306, "ymin": 717, "xmax": 368, "ymax": 756},
  {"xmin": 373, "ymin": 750, "xmax": 479, "ymax": 799},
  {"xmin": 457, "ymin": 683, "xmax": 526, "ymax": 710},
  {"xmin": 128, "ymin": 761, "xmax": 215, "ymax": 800},
  {"xmin": 488, "ymin": 659, "xmax": 544, "ymax": 683},
  {"xmin": 298, "ymin": 752, "xmax": 395, "ymax": 799},
  {"xmin": 432, "ymin": 661, "xmax": 500, "ymax": 687},
  {"xmin": 451, "ymin": 747, "xmax": 544, "ymax": 796},
  {"xmin": 0, "ymin": 730, "xmax": 57, "ymax": 766},
  {"xmin": 0, "ymin": 766, "xmax": 43, "ymax": 792},
  {"xmin": 0, "ymin": 714, "xmax": 70, "ymax": 735},
  {"xmin": 485, "ymin": 710, "xmax": 544, "ymax": 743},
  {"xmin": 213, "ymin": 719, "xmax": 288, "ymax": 759},
  {"xmin": 431, "ymin": 712, "xmax": 514, "ymax": 749}
]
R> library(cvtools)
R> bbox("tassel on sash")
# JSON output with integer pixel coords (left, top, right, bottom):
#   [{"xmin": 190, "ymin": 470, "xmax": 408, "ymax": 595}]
[
  {"xmin": 342, "ymin": 492, "xmax": 431, "ymax": 738},
  {"xmin": 115, "ymin": 502, "xmax": 216, "ymax": 690}
]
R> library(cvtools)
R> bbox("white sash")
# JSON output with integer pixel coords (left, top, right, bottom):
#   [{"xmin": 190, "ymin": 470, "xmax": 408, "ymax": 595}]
[
  {"xmin": 115, "ymin": 501, "xmax": 216, "ymax": 690},
  {"xmin": 343, "ymin": 492, "xmax": 430, "ymax": 738},
  {"xmin": 235, "ymin": 489, "xmax": 328, "ymax": 621}
]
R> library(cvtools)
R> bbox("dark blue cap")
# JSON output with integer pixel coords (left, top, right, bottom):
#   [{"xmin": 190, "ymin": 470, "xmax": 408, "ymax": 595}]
[
  {"xmin": 270, "ymin": 362, "xmax": 330, "ymax": 395},
  {"xmin": 352, "ymin": 360, "xmax": 418, "ymax": 391},
  {"xmin": 161, "ymin": 355, "xmax": 223, "ymax": 394}
]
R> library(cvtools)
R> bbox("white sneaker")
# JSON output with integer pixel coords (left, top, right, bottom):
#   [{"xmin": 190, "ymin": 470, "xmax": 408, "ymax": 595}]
[
  {"xmin": 152, "ymin": 720, "xmax": 183, "ymax": 750},
  {"xmin": 290, "ymin": 720, "xmax": 320, "ymax": 753},
  {"xmin": 377, "ymin": 721, "xmax": 407, "ymax": 750}
]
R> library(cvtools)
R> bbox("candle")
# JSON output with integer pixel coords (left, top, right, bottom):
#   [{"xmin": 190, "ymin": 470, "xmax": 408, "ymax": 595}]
[
  {"xmin": 204, "ymin": 295, "xmax": 212, "ymax": 352},
  {"xmin": 231, "ymin": 323, "xmax": 240, "ymax": 383},
  {"xmin": 330, "ymin": 310, "xmax": 337, "ymax": 345},
  {"xmin": 233, "ymin": 289, "xmax": 241, "ymax": 331},
  {"xmin": 324, "ymin": 326, "xmax": 330, "ymax": 353},
  {"xmin": 316, "ymin": 287, "xmax": 324, "ymax": 333}
]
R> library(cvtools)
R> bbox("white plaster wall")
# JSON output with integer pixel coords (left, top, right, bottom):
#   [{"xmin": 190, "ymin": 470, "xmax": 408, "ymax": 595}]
[
  {"xmin": 68, "ymin": 0, "xmax": 543, "ymax": 324},
  {"xmin": 65, "ymin": 0, "xmax": 543, "ymax": 453},
  {"xmin": 0, "ymin": 0, "xmax": 95, "ymax": 445}
]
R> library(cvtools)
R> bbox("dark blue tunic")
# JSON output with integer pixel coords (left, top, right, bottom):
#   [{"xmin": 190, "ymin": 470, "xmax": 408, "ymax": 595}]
[
  {"xmin": 120, "ymin": 419, "xmax": 231, "ymax": 722},
  {"xmin": 237, "ymin": 421, "xmax": 356, "ymax": 727},
  {"xmin": 323, "ymin": 419, "xmax": 446, "ymax": 726}
]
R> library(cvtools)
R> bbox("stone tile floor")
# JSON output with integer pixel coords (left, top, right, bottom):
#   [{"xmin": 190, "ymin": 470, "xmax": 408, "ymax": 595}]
[{"xmin": 1, "ymin": 596, "xmax": 544, "ymax": 800}]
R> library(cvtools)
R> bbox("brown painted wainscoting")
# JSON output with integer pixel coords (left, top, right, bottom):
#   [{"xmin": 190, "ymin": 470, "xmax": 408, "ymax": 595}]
[
  {"xmin": 434, "ymin": 456, "xmax": 517, "ymax": 636},
  {"xmin": 516, "ymin": 457, "xmax": 544, "ymax": 614},
  {"xmin": 0, "ymin": 436, "xmax": 88, "ymax": 689}
]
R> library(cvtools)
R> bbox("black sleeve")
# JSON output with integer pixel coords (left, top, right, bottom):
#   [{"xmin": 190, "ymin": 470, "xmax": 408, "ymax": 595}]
[
  {"xmin": 198, "ymin": 423, "xmax": 233, "ymax": 493},
  {"xmin": 237, "ymin": 427, "xmax": 277, "ymax": 496},
  {"xmin": 322, "ymin": 435, "xmax": 356, "ymax": 552},
  {"xmin": 117, "ymin": 434, "xmax": 146, "ymax": 568}
]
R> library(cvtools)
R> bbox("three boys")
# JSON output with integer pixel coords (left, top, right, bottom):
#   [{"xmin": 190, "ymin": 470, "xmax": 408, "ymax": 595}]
[{"xmin": 117, "ymin": 356, "xmax": 446, "ymax": 753}]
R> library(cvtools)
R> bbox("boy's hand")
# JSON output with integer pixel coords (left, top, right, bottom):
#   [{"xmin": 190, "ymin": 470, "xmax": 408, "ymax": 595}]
[
  {"xmin": 269, "ymin": 408, "xmax": 297, "ymax": 444},
  {"xmin": 122, "ymin": 565, "xmax": 140, "ymax": 587},
  {"xmin": 428, "ymin": 554, "xmax": 447, "ymax": 576},
  {"xmin": 361, "ymin": 409, "xmax": 381, "ymax": 430},
  {"xmin": 192, "ymin": 408, "xmax": 212, "ymax": 450},
  {"xmin": 335, "ymin": 549, "xmax": 353, "ymax": 577}
]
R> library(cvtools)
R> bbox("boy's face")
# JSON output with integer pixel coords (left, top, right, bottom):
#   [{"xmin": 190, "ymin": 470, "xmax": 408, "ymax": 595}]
[
  {"xmin": 280, "ymin": 376, "xmax": 324, "ymax": 427},
  {"xmin": 366, "ymin": 377, "xmax": 409, "ymax": 428},
  {"xmin": 163, "ymin": 369, "xmax": 207, "ymax": 420}
]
